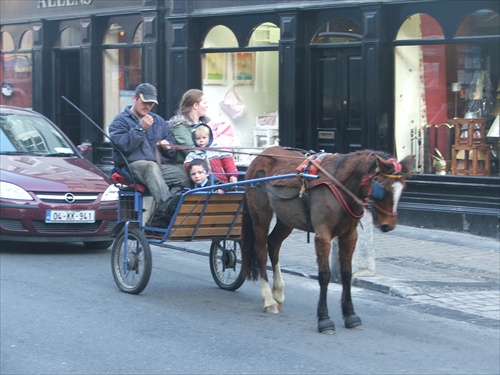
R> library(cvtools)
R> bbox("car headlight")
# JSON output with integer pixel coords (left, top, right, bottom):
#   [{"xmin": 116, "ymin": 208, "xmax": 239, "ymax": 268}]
[
  {"xmin": 0, "ymin": 181, "xmax": 34, "ymax": 200},
  {"xmin": 102, "ymin": 184, "xmax": 119, "ymax": 202}
]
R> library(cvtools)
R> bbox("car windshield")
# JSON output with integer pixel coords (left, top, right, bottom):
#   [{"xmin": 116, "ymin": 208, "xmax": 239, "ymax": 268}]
[{"xmin": 0, "ymin": 112, "xmax": 76, "ymax": 156}]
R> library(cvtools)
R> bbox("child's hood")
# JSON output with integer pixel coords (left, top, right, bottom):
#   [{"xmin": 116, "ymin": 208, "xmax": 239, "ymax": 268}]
[{"xmin": 191, "ymin": 123, "xmax": 214, "ymax": 147}]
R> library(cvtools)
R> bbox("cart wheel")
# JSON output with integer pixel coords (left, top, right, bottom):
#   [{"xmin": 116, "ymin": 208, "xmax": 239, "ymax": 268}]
[
  {"xmin": 210, "ymin": 240, "xmax": 245, "ymax": 291},
  {"xmin": 111, "ymin": 227, "xmax": 152, "ymax": 294}
]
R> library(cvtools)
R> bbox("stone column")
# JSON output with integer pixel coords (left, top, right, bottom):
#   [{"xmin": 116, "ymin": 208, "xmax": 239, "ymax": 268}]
[{"xmin": 331, "ymin": 210, "xmax": 375, "ymax": 283}]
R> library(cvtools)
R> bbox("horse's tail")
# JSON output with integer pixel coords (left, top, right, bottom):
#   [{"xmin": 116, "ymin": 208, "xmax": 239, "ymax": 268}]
[{"xmin": 240, "ymin": 197, "xmax": 260, "ymax": 281}]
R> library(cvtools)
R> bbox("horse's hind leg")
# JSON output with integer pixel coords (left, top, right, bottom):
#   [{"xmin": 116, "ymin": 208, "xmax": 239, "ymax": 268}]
[
  {"xmin": 248, "ymin": 194, "xmax": 279, "ymax": 314},
  {"xmin": 338, "ymin": 232, "xmax": 362, "ymax": 329},
  {"xmin": 268, "ymin": 218, "xmax": 293, "ymax": 306}
]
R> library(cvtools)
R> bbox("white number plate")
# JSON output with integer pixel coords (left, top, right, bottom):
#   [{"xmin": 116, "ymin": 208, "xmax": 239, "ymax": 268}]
[{"xmin": 45, "ymin": 210, "xmax": 95, "ymax": 223}]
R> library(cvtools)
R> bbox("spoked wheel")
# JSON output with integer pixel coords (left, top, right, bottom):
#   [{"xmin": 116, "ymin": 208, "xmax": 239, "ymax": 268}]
[
  {"xmin": 209, "ymin": 240, "xmax": 245, "ymax": 291},
  {"xmin": 111, "ymin": 227, "xmax": 152, "ymax": 294}
]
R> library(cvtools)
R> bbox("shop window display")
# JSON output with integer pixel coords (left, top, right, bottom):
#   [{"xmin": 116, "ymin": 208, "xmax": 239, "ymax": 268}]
[
  {"xmin": 394, "ymin": 10, "xmax": 499, "ymax": 176},
  {"xmin": 201, "ymin": 23, "xmax": 280, "ymax": 166},
  {"xmin": 0, "ymin": 30, "xmax": 33, "ymax": 109},
  {"xmin": 102, "ymin": 23, "xmax": 143, "ymax": 133}
]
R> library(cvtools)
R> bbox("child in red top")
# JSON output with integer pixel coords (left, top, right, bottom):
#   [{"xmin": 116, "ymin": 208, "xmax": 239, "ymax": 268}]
[{"xmin": 183, "ymin": 123, "xmax": 238, "ymax": 183}]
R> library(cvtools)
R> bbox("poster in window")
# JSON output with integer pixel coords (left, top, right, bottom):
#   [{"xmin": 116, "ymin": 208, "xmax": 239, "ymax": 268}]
[
  {"xmin": 204, "ymin": 53, "xmax": 227, "ymax": 85},
  {"xmin": 233, "ymin": 52, "xmax": 254, "ymax": 85}
]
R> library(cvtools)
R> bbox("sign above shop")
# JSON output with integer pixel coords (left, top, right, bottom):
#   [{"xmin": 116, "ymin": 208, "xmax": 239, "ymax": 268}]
[{"xmin": 37, "ymin": 0, "xmax": 93, "ymax": 8}]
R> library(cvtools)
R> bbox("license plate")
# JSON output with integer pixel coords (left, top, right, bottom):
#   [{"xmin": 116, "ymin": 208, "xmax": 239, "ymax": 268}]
[{"xmin": 45, "ymin": 210, "xmax": 95, "ymax": 223}]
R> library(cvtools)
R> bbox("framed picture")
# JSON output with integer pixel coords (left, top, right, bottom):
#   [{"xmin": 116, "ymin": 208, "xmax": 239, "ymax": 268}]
[
  {"xmin": 203, "ymin": 53, "xmax": 227, "ymax": 85},
  {"xmin": 233, "ymin": 52, "xmax": 254, "ymax": 85}
]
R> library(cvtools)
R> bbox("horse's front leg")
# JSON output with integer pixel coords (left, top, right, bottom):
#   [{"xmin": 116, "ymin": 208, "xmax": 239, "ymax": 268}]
[
  {"xmin": 315, "ymin": 234, "xmax": 336, "ymax": 334},
  {"xmin": 338, "ymin": 231, "xmax": 362, "ymax": 329}
]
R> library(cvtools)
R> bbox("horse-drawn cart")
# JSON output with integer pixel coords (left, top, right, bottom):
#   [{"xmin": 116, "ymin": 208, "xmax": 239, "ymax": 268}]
[
  {"xmin": 110, "ymin": 173, "xmax": 316, "ymax": 295},
  {"xmin": 109, "ymin": 144, "xmax": 415, "ymax": 333}
]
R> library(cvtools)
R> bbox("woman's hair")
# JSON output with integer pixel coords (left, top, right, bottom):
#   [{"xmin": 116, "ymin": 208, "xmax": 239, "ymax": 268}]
[{"xmin": 177, "ymin": 89, "xmax": 204, "ymax": 116}]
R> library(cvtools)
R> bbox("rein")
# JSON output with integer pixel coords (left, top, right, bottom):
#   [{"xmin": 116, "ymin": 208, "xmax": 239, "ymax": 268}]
[
  {"xmin": 317, "ymin": 182, "xmax": 365, "ymax": 219},
  {"xmin": 175, "ymin": 144, "xmax": 401, "ymax": 219},
  {"xmin": 169, "ymin": 144, "xmax": 307, "ymax": 160},
  {"xmin": 306, "ymin": 156, "xmax": 368, "ymax": 209}
]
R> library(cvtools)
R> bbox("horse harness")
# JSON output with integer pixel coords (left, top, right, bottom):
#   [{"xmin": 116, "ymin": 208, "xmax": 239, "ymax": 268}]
[{"xmin": 294, "ymin": 152, "xmax": 404, "ymax": 235}]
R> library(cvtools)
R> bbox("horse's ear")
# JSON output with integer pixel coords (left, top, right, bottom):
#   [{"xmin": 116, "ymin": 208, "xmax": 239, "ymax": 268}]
[
  {"xmin": 399, "ymin": 155, "xmax": 415, "ymax": 176},
  {"xmin": 376, "ymin": 155, "xmax": 392, "ymax": 174}
]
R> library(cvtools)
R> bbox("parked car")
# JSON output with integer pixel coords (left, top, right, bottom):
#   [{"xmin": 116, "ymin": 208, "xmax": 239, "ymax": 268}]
[{"xmin": 0, "ymin": 105, "xmax": 118, "ymax": 249}]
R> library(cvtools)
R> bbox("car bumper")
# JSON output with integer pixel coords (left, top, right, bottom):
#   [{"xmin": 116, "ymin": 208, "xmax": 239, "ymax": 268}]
[{"xmin": 0, "ymin": 202, "xmax": 118, "ymax": 242}]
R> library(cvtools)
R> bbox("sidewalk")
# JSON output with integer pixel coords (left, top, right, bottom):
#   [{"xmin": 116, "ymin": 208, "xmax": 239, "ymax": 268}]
[
  {"xmin": 160, "ymin": 221, "xmax": 499, "ymax": 326},
  {"xmin": 357, "ymin": 224, "xmax": 499, "ymax": 323}
]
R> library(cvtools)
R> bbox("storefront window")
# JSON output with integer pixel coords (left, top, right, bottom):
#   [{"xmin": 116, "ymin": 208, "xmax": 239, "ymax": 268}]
[
  {"xmin": 0, "ymin": 30, "xmax": 33, "ymax": 109},
  {"xmin": 55, "ymin": 27, "xmax": 79, "ymax": 48},
  {"xmin": 394, "ymin": 11, "xmax": 499, "ymax": 176},
  {"xmin": 201, "ymin": 23, "xmax": 280, "ymax": 166},
  {"xmin": 311, "ymin": 19, "xmax": 362, "ymax": 43},
  {"xmin": 102, "ymin": 23, "xmax": 143, "ymax": 133},
  {"xmin": 456, "ymin": 10, "xmax": 499, "ymax": 37}
]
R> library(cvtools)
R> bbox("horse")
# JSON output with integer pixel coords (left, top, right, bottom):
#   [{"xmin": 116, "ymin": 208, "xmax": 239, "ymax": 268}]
[{"xmin": 241, "ymin": 146, "xmax": 414, "ymax": 334}]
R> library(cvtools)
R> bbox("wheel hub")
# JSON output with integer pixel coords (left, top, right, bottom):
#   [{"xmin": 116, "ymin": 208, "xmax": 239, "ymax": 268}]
[
  {"xmin": 126, "ymin": 252, "xmax": 139, "ymax": 272},
  {"xmin": 222, "ymin": 250, "xmax": 236, "ymax": 269}
]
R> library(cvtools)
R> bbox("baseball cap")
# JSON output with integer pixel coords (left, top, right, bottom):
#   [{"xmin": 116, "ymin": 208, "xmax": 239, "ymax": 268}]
[{"xmin": 135, "ymin": 83, "xmax": 158, "ymax": 104}]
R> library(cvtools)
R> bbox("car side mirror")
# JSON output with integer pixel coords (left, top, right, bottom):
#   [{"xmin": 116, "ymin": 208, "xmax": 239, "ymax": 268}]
[{"xmin": 78, "ymin": 141, "xmax": 92, "ymax": 157}]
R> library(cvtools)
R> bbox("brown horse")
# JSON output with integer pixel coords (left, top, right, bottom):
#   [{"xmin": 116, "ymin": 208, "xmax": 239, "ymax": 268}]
[{"xmin": 241, "ymin": 146, "xmax": 414, "ymax": 334}]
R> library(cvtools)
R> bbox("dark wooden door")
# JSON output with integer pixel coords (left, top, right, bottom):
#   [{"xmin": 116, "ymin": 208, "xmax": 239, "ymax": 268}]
[
  {"xmin": 311, "ymin": 48, "xmax": 362, "ymax": 154},
  {"xmin": 55, "ymin": 50, "xmax": 81, "ymax": 145}
]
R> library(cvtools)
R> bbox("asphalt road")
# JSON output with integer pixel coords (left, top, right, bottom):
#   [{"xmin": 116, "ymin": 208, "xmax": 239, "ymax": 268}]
[{"xmin": 1, "ymin": 240, "xmax": 499, "ymax": 375}]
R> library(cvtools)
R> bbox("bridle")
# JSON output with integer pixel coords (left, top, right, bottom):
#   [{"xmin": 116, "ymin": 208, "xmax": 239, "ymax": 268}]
[
  {"xmin": 302, "ymin": 154, "xmax": 404, "ymax": 219},
  {"xmin": 370, "ymin": 158, "xmax": 404, "ymax": 218}
]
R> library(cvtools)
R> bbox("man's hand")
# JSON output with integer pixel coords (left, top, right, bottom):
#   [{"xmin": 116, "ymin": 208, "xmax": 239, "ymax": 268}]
[
  {"xmin": 140, "ymin": 114, "xmax": 154, "ymax": 130},
  {"xmin": 157, "ymin": 139, "xmax": 171, "ymax": 150}
]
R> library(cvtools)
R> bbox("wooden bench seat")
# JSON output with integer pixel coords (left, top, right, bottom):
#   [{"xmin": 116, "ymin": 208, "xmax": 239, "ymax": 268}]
[{"xmin": 167, "ymin": 192, "xmax": 245, "ymax": 241}]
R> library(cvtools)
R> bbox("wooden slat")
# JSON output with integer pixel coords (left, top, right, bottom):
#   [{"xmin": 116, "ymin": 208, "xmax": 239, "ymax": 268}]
[
  {"xmin": 177, "ymin": 203, "xmax": 242, "ymax": 214},
  {"xmin": 173, "ymin": 214, "xmax": 242, "ymax": 226},
  {"xmin": 182, "ymin": 194, "xmax": 240, "ymax": 201},
  {"xmin": 168, "ymin": 226, "xmax": 242, "ymax": 240}
]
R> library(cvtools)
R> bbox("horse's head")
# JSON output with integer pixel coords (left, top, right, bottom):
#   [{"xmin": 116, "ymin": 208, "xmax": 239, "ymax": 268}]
[{"xmin": 370, "ymin": 154, "xmax": 414, "ymax": 232}]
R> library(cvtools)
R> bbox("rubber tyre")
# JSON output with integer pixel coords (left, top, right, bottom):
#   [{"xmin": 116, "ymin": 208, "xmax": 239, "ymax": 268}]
[
  {"xmin": 209, "ymin": 240, "xmax": 245, "ymax": 291},
  {"xmin": 111, "ymin": 228, "xmax": 152, "ymax": 294}
]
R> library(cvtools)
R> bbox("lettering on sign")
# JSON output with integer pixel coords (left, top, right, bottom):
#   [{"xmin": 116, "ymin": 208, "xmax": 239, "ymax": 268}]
[{"xmin": 38, "ymin": 0, "xmax": 93, "ymax": 8}]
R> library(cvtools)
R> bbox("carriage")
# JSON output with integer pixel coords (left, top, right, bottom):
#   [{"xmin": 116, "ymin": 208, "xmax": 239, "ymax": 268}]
[
  {"xmin": 110, "ymin": 146, "xmax": 414, "ymax": 334},
  {"xmin": 109, "ymin": 170, "xmax": 318, "ymax": 295}
]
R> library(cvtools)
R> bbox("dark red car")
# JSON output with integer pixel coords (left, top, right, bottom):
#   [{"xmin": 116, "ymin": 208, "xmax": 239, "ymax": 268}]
[{"xmin": 0, "ymin": 106, "xmax": 118, "ymax": 248}]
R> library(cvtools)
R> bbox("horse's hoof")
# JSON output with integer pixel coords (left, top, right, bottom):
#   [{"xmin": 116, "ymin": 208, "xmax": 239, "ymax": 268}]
[
  {"xmin": 318, "ymin": 319, "xmax": 335, "ymax": 334},
  {"xmin": 264, "ymin": 305, "xmax": 279, "ymax": 314},
  {"xmin": 320, "ymin": 329, "xmax": 335, "ymax": 335},
  {"xmin": 345, "ymin": 314, "xmax": 362, "ymax": 329}
]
